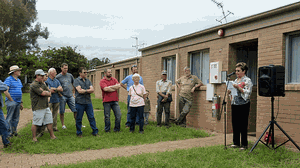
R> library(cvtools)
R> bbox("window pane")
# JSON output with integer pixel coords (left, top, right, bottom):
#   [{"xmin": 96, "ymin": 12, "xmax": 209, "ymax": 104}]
[
  {"xmin": 191, "ymin": 53, "xmax": 201, "ymax": 79},
  {"xmin": 191, "ymin": 51, "xmax": 210, "ymax": 85},
  {"xmin": 123, "ymin": 68, "xmax": 129, "ymax": 79},
  {"xmin": 291, "ymin": 36, "xmax": 300, "ymax": 83},
  {"xmin": 163, "ymin": 56, "xmax": 176, "ymax": 84},
  {"xmin": 202, "ymin": 51, "xmax": 210, "ymax": 85}
]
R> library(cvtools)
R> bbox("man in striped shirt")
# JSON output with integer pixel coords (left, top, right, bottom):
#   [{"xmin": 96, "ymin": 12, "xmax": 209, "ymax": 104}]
[{"xmin": 4, "ymin": 65, "xmax": 23, "ymax": 137}]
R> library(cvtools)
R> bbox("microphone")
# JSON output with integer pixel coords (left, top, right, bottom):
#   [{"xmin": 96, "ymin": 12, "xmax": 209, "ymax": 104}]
[{"xmin": 227, "ymin": 71, "xmax": 235, "ymax": 77}]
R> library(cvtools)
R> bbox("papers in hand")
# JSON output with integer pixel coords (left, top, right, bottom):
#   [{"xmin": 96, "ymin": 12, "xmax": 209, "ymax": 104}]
[{"xmin": 226, "ymin": 81, "xmax": 237, "ymax": 96}]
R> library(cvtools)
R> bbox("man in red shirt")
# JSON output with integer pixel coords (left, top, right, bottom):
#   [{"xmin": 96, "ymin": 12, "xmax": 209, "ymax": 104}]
[{"xmin": 100, "ymin": 68, "xmax": 121, "ymax": 132}]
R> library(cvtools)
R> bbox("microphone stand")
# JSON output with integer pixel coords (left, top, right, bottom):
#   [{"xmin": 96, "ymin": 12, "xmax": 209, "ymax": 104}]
[{"xmin": 218, "ymin": 76, "xmax": 231, "ymax": 149}]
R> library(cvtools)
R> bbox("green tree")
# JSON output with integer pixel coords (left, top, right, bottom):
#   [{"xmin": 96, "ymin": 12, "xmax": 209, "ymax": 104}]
[
  {"xmin": 0, "ymin": 49, "xmax": 49, "ymax": 81},
  {"xmin": 41, "ymin": 46, "xmax": 89, "ymax": 78},
  {"xmin": 0, "ymin": 0, "xmax": 49, "ymax": 63},
  {"xmin": 88, "ymin": 57, "xmax": 110, "ymax": 69}
]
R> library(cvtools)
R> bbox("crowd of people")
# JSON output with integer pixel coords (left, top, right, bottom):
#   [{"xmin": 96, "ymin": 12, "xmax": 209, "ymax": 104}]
[{"xmin": 0, "ymin": 62, "xmax": 252, "ymax": 150}]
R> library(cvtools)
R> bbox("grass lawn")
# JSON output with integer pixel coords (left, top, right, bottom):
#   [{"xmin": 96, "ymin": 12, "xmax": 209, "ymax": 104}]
[
  {"xmin": 3, "ymin": 96, "xmax": 211, "ymax": 154},
  {"xmin": 42, "ymin": 144, "xmax": 300, "ymax": 168}
]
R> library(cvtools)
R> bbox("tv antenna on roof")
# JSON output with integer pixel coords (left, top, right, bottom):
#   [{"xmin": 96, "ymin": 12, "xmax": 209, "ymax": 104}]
[
  {"xmin": 131, "ymin": 36, "xmax": 146, "ymax": 56},
  {"xmin": 211, "ymin": 0, "xmax": 234, "ymax": 24}
]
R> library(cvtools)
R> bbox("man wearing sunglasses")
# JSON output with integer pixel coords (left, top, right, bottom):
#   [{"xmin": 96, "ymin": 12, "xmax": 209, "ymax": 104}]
[
  {"xmin": 121, "ymin": 65, "xmax": 144, "ymax": 127},
  {"xmin": 30, "ymin": 69, "xmax": 57, "ymax": 142},
  {"xmin": 73, "ymin": 67, "xmax": 98, "ymax": 137}
]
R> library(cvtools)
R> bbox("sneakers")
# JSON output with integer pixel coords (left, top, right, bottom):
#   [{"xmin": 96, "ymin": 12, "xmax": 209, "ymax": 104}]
[
  {"xmin": 239, "ymin": 146, "xmax": 248, "ymax": 151},
  {"xmin": 229, "ymin": 144, "xmax": 239, "ymax": 148},
  {"xmin": 77, "ymin": 134, "xmax": 82, "ymax": 138},
  {"xmin": 62, "ymin": 125, "xmax": 67, "ymax": 129}
]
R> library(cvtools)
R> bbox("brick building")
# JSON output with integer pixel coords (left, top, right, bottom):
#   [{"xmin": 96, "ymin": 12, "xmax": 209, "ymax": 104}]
[
  {"xmin": 93, "ymin": 2, "xmax": 300, "ymax": 146},
  {"xmin": 90, "ymin": 56, "xmax": 141, "ymax": 103}
]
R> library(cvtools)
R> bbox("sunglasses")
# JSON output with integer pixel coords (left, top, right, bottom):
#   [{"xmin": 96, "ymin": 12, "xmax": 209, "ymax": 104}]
[{"xmin": 131, "ymin": 65, "xmax": 137, "ymax": 68}]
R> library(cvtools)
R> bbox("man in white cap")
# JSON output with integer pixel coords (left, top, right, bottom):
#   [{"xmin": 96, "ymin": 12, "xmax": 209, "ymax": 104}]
[
  {"xmin": 30, "ymin": 69, "xmax": 56, "ymax": 142},
  {"xmin": 156, "ymin": 70, "xmax": 172, "ymax": 127},
  {"xmin": 4, "ymin": 65, "xmax": 23, "ymax": 137}
]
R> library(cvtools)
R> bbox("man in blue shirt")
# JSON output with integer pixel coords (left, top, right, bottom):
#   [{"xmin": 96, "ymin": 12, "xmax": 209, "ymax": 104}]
[
  {"xmin": 73, "ymin": 67, "xmax": 98, "ymax": 137},
  {"xmin": 121, "ymin": 65, "xmax": 143, "ymax": 127},
  {"xmin": 4, "ymin": 65, "xmax": 23, "ymax": 137},
  {"xmin": 0, "ymin": 76, "xmax": 12, "ymax": 148},
  {"xmin": 46, "ymin": 68, "xmax": 63, "ymax": 131}
]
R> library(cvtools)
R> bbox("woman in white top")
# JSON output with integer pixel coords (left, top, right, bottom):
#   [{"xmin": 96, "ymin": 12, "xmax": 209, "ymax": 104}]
[
  {"xmin": 128, "ymin": 74, "xmax": 147, "ymax": 134},
  {"xmin": 228, "ymin": 62, "xmax": 253, "ymax": 150}
]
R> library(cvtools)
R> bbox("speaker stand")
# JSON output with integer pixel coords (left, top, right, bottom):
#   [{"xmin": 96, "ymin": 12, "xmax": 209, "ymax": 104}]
[{"xmin": 249, "ymin": 96, "xmax": 300, "ymax": 154}]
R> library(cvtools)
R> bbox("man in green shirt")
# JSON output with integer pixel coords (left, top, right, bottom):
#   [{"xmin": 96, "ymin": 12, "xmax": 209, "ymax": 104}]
[
  {"xmin": 30, "ymin": 69, "xmax": 57, "ymax": 142},
  {"xmin": 175, "ymin": 67, "xmax": 203, "ymax": 127}
]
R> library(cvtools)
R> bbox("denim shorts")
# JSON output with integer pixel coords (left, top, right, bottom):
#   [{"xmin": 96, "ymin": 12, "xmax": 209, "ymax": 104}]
[{"xmin": 32, "ymin": 107, "xmax": 53, "ymax": 126}]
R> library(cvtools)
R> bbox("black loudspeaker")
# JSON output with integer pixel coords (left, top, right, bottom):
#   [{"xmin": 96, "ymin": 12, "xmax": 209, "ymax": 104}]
[{"xmin": 258, "ymin": 65, "xmax": 285, "ymax": 97}]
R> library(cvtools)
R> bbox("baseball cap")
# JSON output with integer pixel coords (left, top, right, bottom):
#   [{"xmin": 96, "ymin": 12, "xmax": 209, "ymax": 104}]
[
  {"xmin": 161, "ymin": 70, "xmax": 167, "ymax": 75},
  {"xmin": 35, "ymin": 69, "xmax": 46, "ymax": 76}
]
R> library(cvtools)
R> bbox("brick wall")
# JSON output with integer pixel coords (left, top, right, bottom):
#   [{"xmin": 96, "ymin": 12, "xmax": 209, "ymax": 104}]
[{"xmin": 140, "ymin": 13, "xmax": 300, "ymax": 148}]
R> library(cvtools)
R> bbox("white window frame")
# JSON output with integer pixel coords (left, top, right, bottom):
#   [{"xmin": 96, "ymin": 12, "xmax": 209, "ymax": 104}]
[
  {"xmin": 163, "ymin": 56, "xmax": 176, "ymax": 85},
  {"xmin": 189, "ymin": 49, "xmax": 210, "ymax": 85},
  {"xmin": 285, "ymin": 32, "xmax": 300, "ymax": 84}
]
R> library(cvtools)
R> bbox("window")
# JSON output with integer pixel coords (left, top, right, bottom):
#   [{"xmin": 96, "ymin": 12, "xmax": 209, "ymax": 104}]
[
  {"xmin": 286, "ymin": 33, "xmax": 300, "ymax": 84},
  {"xmin": 101, "ymin": 72, "xmax": 104, "ymax": 79},
  {"xmin": 190, "ymin": 49, "xmax": 210, "ymax": 85},
  {"xmin": 91, "ymin": 75, "xmax": 94, "ymax": 86},
  {"xmin": 163, "ymin": 56, "xmax": 176, "ymax": 84},
  {"xmin": 123, "ymin": 68, "xmax": 129, "ymax": 79}
]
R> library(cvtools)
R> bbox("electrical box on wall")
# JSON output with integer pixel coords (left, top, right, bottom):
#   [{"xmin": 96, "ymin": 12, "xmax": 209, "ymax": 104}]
[
  {"xmin": 206, "ymin": 83, "xmax": 215, "ymax": 101},
  {"xmin": 210, "ymin": 61, "xmax": 222, "ymax": 84}
]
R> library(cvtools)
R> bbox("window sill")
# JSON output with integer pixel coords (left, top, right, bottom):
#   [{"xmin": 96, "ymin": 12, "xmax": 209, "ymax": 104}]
[{"xmin": 285, "ymin": 84, "xmax": 300, "ymax": 91}]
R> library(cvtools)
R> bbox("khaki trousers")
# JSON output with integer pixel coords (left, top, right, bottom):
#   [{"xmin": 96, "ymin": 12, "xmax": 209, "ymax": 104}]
[{"xmin": 49, "ymin": 102, "xmax": 60, "ymax": 129}]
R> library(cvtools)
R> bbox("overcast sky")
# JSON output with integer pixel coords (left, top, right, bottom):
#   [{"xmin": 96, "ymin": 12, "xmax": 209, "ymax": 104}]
[{"xmin": 36, "ymin": 0, "xmax": 299, "ymax": 63}]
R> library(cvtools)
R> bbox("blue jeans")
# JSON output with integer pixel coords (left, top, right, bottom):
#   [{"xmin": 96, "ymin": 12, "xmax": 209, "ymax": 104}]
[
  {"xmin": 5, "ymin": 100, "xmax": 21, "ymax": 136},
  {"xmin": 60, "ymin": 96, "xmax": 77, "ymax": 114},
  {"xmin": 126, "ymin": 95, "xmax": 139, "ymax": 126},
  {"xmin": 75, "ymin": 103, "xmax": 98, "ymax": 135},
  {"xmin": 0, "ymin": 108, "xmax": 10, "ymax": 145},
  {"xmin": 130, "ymin": 106, "xmax": 144, "ymax": 132},
  {"xmin": 103, "ymin": 101, "xmax": 121, "ymax": 132}
]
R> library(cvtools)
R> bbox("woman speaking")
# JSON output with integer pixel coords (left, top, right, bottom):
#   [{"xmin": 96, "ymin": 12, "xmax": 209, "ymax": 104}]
[{"xmin": 228, "ymin": 62, "xmax": 253, "ymax": 150}]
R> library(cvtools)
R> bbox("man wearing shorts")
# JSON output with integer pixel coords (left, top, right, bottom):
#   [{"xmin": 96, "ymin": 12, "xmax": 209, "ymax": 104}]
[
  {"xmin": 56, "ymin": 63, "xmax": 77, "ymax": 129},
  {"xmin": 30, "ymin": 69, "xmax": 56, "ymax": 142}
]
